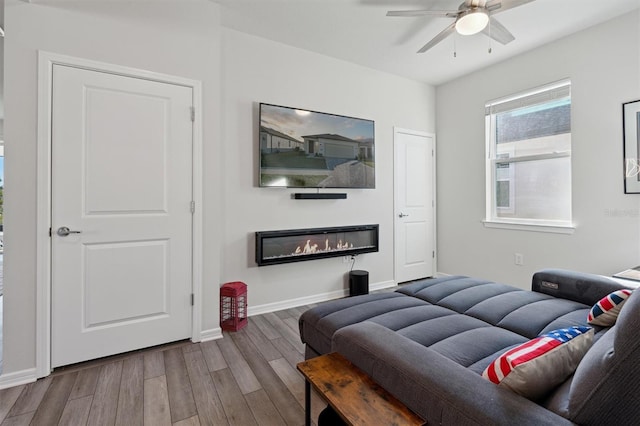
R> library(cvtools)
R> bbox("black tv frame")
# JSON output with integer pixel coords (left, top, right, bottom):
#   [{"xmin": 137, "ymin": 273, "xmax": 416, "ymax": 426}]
[{"xmin": 258, "ymin": 103, "xmax": 375, "ymax": 189}]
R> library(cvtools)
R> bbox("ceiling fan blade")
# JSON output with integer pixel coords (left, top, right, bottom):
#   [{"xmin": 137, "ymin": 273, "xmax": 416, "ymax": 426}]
[
  {"xmin": 486, "ymin": 0, "xmax": 535, "ymax": 14},
  {"xmin": 387, "ymin": 10, "xmax": 458, "ymax": 18},
  {"xmin": 483, "ymin": 17, "xmax": 515, "ymax": 44},
  {"xmin": 418, "ymin": 22, "xmax": 456, "ymax": 53}
]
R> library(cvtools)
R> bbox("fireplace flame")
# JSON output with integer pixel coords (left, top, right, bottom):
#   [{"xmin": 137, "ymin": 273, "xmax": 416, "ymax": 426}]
[{"xmin": 294, "ymin": 237, "xmax": 355, "ymax": 255}]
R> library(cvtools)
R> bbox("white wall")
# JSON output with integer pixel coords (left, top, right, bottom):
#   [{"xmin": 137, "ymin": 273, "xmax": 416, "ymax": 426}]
[
  {"xmin": 3, "ymin": 0, "xmax": 222, "ymax": 375},
  {"xmin": 220, "ymin": 28, "xmax": 435, "ymax": 311},
  {"xmin": 1, "ymin": 0, "xmax": 436, "ymax": 378},
  {"xmin": 436, "ymin": 12, "xmax": 640, "ymax": 289},
  {"xmin": 0, "ymin": 0, "xmax": 4, "ymax": 138}
]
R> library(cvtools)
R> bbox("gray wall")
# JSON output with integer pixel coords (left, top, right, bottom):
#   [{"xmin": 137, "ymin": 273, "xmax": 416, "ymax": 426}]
[
  {"xmin": 436, "ymin": 11, "xmax": 640, "ymax": 289},
  {"xmin": 220, "ymin": 28, "xmax": 435, "ymax": 311}
]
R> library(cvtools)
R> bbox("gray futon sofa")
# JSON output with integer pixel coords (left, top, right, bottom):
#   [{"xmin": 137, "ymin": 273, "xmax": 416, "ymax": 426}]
[{"xmin": 299, "ymin": 269, "xmax": 640, "ymax": 425}]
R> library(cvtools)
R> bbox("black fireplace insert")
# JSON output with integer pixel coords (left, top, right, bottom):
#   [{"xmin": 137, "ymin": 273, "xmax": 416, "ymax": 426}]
[{"xmin": 255, "ymin": 224, "xmax": 379, "ymax": 266}]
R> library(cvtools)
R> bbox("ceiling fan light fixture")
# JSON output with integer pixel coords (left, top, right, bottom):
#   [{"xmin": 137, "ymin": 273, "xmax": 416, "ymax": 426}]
[{"xmin": 455, "ymin": 9, "xmax": 489, "ymax": 36}]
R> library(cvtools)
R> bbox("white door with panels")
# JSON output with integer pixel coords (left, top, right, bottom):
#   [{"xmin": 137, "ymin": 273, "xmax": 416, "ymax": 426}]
[
  {"xmin": 51, "ymin": 64, "xmax": 194, "ymax": 367},
  {"xmin": 394, "ymin": 128, "xmax": 435, "ymax": 283}
]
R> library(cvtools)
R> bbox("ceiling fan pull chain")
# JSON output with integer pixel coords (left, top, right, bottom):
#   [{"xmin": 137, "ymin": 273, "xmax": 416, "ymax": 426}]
[
  {"xmin": 454, "ymin": 34, "xmax": 457, "ymax": 58},
  {"xmin": 488, "ymin": 16, "xmax": 492, "ymax": 54}
]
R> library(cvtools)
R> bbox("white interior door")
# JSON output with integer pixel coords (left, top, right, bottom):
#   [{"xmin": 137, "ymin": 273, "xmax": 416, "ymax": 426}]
[
  {"xmin": 51, "ymin": 64, "xmax": 194, "ymax": 368},
  {"xmin": 394, "ymin": 128, "xmax": 435, "ymax": 283}
]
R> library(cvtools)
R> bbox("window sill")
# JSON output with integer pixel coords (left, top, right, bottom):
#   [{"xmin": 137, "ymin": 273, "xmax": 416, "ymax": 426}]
[{"xmin": 482, "ymin": 220, "xmax": 575, "ymax": 234}]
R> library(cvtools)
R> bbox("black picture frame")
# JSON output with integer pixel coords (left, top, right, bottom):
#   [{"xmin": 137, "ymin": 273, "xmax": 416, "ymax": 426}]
[{"xmin": 623, "ymin": 99, "xmax": 640, "ymax": 193}]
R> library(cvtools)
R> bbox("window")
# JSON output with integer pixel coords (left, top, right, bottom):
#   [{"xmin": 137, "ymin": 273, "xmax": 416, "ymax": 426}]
[{"xmin": 485, "ymin": 80, "xmax": 573, "ymax": 232}]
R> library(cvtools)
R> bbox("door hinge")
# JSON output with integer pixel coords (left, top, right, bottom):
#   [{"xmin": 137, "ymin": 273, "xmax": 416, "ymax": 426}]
[
  {"xmin": 432, "ymin": 251, "xmax": 435, "ymax": 259},
  {"xmin": 190, "ymin": 106, "xmax": 195, "ymax": 122},
  {"xmin": 190, "ymin": 200, "xmax": 195, "ymax": 214},
  {"xmin": 191, "ymin": 293, "xmax": 195, "ymax": 306},
  {"xmin": 49, "ymin": 227, "xmax": 52, "ymax": 237}
]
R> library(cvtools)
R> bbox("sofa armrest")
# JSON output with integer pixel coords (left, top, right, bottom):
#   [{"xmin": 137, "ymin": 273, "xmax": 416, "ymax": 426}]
[
  {"xmin": 532, "ymin": 269, "xmax": 632, "ymax": 306},
  {"xmin": 332, "ymin": 322, "xmax": 575, "ymax": 426}
]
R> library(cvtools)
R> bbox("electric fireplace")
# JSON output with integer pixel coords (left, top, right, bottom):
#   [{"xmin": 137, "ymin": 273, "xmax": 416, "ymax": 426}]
[{"xmin": 255, "ymin": 224, "xmax": 379, "ymax": 266}]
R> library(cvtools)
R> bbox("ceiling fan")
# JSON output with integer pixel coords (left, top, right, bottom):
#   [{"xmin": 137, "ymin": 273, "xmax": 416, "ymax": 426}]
[{"xmin": 387, "ymin": 0, "xmax": 535, "ymax": 53}]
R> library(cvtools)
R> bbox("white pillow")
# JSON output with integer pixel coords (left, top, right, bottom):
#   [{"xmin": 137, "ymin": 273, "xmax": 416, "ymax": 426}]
[{"xmin": 482, "ymin": 326, "xmax": 594, "ymax": 400}]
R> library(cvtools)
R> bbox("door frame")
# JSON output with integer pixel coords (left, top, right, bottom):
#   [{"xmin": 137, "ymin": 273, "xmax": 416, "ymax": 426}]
[
  {"xmin": 393, "ymin": 127, "xmax": 437, "ymax": 283},
  {"xmin": 36, "ymin": 51, "xmax": 204, "ymax": 378}
]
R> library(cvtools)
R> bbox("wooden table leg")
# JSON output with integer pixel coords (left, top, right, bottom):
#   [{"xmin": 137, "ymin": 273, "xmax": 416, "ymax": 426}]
[{"xmin": 305, "ymin": 379, "xmax": 311, "ymax": 426}]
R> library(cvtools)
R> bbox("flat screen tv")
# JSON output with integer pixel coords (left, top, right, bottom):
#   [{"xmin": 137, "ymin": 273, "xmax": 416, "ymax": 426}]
[{"xmin": 259, "ymin": 103, "xmax": 375, "ymax": 188}]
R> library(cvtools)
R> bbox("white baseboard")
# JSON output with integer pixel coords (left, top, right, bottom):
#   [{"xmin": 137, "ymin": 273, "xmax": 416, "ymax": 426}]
[
  {"xmin": 248, "ymin": 279, "xmax": 398, "ymax": 317},
  {"xmin": 0, "ymin": 368, "xmax": 37, "ymax": 390},
  {"xmin": 370, "ymin": 279, "xmax": 397, "ymax": 291},
  {"xmin": 199, "ymin": 327, "xmax": 223, "ymax": 342},
  {"xmin": 248, "ymin": 288, "xmax": 345, "ymax": 316}
]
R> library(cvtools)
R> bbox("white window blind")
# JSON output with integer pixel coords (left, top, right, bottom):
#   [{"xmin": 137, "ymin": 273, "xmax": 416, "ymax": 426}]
[{"xmin": 485, "ymin": 82, "xmax": 571, "ymax": 115}]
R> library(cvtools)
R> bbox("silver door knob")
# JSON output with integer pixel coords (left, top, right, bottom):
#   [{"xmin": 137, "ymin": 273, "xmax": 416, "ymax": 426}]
[
  {"xmin": 398, "ymin": 213, "xmax": 409, "ymax": 218},
  {"xmin": 57, "ymin": 226, "xmax": 82, "ymax": 237}
]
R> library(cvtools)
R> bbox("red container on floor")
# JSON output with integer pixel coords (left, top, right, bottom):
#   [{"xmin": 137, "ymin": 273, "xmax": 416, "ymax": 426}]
[{"xmin": 220, "ymin": 281, "xmax": 248, "ymax": 331}]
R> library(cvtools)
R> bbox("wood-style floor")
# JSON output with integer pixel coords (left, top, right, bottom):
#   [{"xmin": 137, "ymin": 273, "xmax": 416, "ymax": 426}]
[{"xmin": 0, "ymin": 305, "xmax": 330, "ymax": 426}]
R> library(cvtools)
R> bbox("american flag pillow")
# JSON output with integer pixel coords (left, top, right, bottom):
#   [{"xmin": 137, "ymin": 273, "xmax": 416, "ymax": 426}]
[
  {"xmin": 587, "ymin": 289, "xmax": 633, "ymax": 326},
  {"xmin": 482, "ymin": 326, "xmax": 593, "ymax": 400}
]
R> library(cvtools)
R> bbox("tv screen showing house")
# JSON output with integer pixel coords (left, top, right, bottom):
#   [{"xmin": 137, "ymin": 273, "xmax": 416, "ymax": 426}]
[{"xmin": 259, "ymin": 103, "xmax": 375, "ymax": 188}]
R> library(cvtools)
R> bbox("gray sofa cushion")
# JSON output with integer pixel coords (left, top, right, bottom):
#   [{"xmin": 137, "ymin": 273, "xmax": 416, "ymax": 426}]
[
  {"xmin": 299, "ymin": 292, "xmax": 428, "ymax": 355},
  {"xmin": 565, "ymin": 290, "xmax": 640, "ymax": 425},
  {"xmin": 496, "ymin": 299, "xmax": 589, "ymax": 338},
  {"xmin": 396, "ymin": 275, "xmax": 591, "ymax": 339}
]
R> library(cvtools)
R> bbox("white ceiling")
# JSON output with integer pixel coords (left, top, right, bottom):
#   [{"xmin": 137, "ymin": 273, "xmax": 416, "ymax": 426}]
[{"xmin": 216, "ymin": 0, "xmax": 640, "ymax": 86}]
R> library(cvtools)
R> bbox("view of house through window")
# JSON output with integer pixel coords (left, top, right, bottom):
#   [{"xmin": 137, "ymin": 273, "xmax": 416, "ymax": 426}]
[{"xmin": 485, "ymin": 80, "xmax": 572, "ymax": 228}]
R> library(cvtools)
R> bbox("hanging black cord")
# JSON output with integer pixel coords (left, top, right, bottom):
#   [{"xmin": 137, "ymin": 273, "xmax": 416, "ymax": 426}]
[{"xmin": 488, "ymin": 16, "xmax": 492, "ymax": 54}]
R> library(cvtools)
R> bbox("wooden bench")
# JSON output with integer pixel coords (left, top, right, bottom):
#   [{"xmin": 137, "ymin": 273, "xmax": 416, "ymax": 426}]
[{"xmin": 297, "ymin": 352, "xmax": 425, "ymax": 426}]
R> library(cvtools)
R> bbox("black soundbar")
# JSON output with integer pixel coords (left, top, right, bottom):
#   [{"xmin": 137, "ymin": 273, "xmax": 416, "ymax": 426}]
[{"xmin": 293, "ymin": 193, "xmax": 347, "ymax": 200}]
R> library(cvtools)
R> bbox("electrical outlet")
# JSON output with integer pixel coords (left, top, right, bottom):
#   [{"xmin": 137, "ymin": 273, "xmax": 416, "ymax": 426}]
[
  {"xmin": 343, "ymin": 256, "xmax": 351, "ymax": 263},
  {"xmin": 514, "ymin": 253, "xmax": 524, "ymax": 266}
]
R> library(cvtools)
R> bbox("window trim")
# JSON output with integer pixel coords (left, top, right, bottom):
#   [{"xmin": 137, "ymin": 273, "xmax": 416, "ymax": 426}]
[
  {"xmin": 482, "ymin": 219, "xmax": 575, "ymax": 234},
  {"xmin": 485, "ymin": 79, "xmax": 574, "ymax": 232}
]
